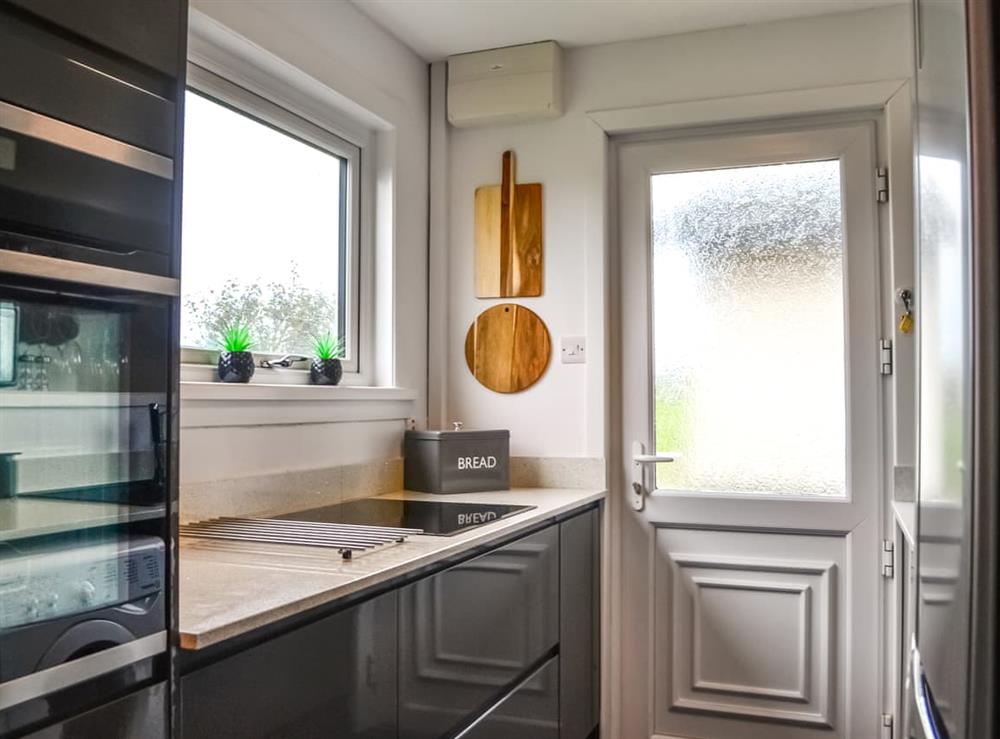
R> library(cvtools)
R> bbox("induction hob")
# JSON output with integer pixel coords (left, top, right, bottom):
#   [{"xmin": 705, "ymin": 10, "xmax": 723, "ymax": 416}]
[{"xmin": 273, "ymin": 498, "xmax": 535, "ymax": 537}]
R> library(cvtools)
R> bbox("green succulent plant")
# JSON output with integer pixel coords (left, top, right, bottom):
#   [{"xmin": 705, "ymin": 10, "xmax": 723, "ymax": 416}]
[
  {"xmin": 218, "ymin": 323, "xmax": 254, "ymax": 353},
  {"xmin": 312, "ymin": 333, "xmax": 344, "ymax": 360}
]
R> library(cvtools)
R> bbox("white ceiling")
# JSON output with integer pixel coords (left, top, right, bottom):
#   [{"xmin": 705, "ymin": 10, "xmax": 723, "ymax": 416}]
[{"xmin": 351, "ymin": 0, "xmax": 902, "ymax": 61}]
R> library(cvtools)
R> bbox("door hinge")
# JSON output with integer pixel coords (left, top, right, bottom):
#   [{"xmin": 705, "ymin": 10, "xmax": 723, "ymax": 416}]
[
  {"xmin": 881, "ymin": 713, "xmax": 894, "ymax": 739},
  {"xmin": 880, "ymin": 339, "xmax": 893, "ymax": 375},
  {"xmin": 882, "ymin": 540, "xmax": 895, "ymax": 578},
  {"xmin": 876, "ymin": 167, "xmax": 889, "ymax": 203}
]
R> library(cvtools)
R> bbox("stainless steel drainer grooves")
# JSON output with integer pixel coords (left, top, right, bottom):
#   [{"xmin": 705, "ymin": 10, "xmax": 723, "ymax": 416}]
[{"xmin": 179, "ymin": 517, "xmax": 423, "ymax": 559}]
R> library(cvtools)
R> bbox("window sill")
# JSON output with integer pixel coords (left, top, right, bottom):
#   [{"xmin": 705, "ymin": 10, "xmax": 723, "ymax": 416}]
[
  {"xmin": 179, "ymin": 380, "xmax": 417, "ymax": 429},
  {"xmin": 180, "ymin": 381, "xmax": 416, "ymax": 403}
]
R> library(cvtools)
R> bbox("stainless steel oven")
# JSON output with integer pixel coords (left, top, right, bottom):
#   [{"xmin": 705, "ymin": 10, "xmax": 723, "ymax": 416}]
[{"xmin": 0, "ymin": 269, "xmax": 176, "ymax": 736}]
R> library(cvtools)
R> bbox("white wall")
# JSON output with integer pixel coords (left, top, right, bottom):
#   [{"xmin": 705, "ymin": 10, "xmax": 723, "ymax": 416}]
[
  {"xmin": 181, "ymin": 0, "xmax": 428, "ymax": 484},
  {"xmin": 438, "ymin": 6, "xmax": 913, "ymax": 460}
]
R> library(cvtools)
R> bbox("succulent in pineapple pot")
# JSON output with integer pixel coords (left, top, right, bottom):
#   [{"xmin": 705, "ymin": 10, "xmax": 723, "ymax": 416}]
[
  {"xmin": 217, "ymin": 324, "xmax": 255, "ymax": 383},
  {"xmin": 310, "ymin": 333, "xmax": 344, "ymax": 386}
]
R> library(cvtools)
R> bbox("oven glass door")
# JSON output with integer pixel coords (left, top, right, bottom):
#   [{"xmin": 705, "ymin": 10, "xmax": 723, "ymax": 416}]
[{"xmin": 0, "ymin": 275, "xmax": 170, "ymax": 714}]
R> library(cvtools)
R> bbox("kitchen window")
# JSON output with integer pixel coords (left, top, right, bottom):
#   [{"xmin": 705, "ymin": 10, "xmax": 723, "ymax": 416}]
[{"xmin": 180, "ymin": 65, "xmax": 362, "ymax": 378}]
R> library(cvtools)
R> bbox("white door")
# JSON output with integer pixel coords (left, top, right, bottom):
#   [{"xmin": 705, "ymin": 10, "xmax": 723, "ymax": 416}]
[{"xmin": 616, "ymin": 123, "xmax": 883, "ymax": 739}]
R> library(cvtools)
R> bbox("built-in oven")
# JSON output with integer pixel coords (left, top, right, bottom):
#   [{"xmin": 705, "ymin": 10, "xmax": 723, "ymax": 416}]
[
  {"xmin": 0, "ymin": 270, "xmax": 176, "ymax": 737},
  {"xmin": 0, "ymin": 4, "xmax": 177, "ymax": 278}
]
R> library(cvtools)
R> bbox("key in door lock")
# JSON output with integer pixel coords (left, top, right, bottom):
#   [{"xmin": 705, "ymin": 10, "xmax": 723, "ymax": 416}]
[{"xmin": 897, "ymin": 288, "xmax": 914, "ymax": 335}]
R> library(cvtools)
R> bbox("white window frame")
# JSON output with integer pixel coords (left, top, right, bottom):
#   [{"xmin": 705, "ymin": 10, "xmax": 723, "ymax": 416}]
[{"xmin": 180, "ymin": 63, "xmax": 371, "ymax": 385}]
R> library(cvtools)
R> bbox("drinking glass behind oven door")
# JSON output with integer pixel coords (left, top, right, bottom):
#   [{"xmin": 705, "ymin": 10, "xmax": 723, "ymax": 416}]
[
  {"xmin": 0, "ymin": 276, "xmax": 170, "ymax": 726},
  {"xmin": 0, "ymin": 300, "xmax": 15, "ymax": 386},
  {"xmin": 0, "ymin": 280, "xmax": 170, "ymax": 509}
]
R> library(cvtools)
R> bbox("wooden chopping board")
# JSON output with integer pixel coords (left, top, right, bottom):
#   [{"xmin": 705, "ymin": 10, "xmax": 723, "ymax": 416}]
[
  {"xmin": 465, "ymin": 304, "xmax": 550, "ymax": 393},
  {"xmin": 474, "ymin": 151, "xmax": 543, "ymax": 298}
]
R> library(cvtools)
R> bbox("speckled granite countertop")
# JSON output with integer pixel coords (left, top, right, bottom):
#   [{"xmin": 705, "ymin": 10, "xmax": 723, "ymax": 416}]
[{"xmin": 179, "ymin": 487, "xmax": 605, "ymax": 650}]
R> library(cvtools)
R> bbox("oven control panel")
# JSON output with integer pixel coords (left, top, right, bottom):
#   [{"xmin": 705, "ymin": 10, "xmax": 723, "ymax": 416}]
[{"xmin": 0, "ymin": 536, "xmax": 163, "ymax": 629}]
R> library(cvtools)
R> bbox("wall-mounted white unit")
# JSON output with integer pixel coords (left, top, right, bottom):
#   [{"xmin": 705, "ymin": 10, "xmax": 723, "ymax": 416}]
[{"xmin": 447, "ymin": 41, "xmax": 563, "ymax": 128}]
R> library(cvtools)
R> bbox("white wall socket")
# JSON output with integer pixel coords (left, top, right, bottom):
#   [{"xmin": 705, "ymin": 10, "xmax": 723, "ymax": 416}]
[{"xmin": 561, "ymin": 336, "xmax": 586, "ymax": 364}]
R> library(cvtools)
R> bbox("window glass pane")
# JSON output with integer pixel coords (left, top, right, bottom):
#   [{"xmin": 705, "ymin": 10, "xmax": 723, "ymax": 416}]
[
  {"xmin": 651, "ymin": 160, "xmax": 846, "ymax": 496},
  {"xmin": 917, "ymin": 154, "xmax": 967, "ymax": 507},
  {"xmin": 181, "ymin": 90, "xmax": 345, "ymax": 356}
]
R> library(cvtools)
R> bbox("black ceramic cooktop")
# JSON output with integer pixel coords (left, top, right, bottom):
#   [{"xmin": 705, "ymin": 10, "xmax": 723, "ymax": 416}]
[{"xmin": 273, "ymin": 498, "xmax": 535, "ymax": 537}]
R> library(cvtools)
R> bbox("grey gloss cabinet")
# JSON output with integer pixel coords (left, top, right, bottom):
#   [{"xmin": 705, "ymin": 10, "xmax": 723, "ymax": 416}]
[
  {"xmin": 560, "ymin": 507, "xmax": 600, "ymax": 739},
  {"xmin": 456, "ymin": 657, "xmax": 560, "ymax": 739},
  {"xmin": 180, "ymin": 592, "xmax": 397, "ymax": 739},
  {"xmin": 398, "ymin": 525, "xmax": 559, "ymax": 739}
]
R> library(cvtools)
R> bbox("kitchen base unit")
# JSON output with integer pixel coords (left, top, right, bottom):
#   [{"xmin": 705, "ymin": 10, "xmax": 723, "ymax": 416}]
[
  {"xmin": 397, "ymin": 525, "xmax": 559, "ymax": 739},
  {"xmin": 19, "ymin": 682, "xmax": 167, "ymax": 739},
  {"xmin": 177, "ymin": 503, "xmax": 600, "ymax": 739},
  {"xmin": 179, "ymin": 593, "xmax": 397, "ymax": 739},
  {"xmin": 453, "ymin": 656, "xmax": 559, "ymax": 739}
]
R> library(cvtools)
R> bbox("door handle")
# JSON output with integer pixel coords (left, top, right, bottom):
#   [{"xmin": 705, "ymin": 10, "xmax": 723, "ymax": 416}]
[
  {"xmin": 910, "ymin": 639, "xmax": 947, "ymax": 739},
  {"xmin": 633, "ymin": 453, "xmax": 680, "ymax": 465},
  {"xmin": 630, "ymin": 442, "xmax": 680, "ymax": 511}
]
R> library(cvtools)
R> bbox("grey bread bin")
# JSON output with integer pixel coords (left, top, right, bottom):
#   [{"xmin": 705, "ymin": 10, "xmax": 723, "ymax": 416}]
[{"xmin": 404, "ymin": 427, "xmax": 510, "ymax": 494}]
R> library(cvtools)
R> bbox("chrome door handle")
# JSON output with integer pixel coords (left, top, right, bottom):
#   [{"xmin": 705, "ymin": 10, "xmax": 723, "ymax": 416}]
[{"xmin": 630, "ymin": 443, "xmax": 680, "ymax": 511}]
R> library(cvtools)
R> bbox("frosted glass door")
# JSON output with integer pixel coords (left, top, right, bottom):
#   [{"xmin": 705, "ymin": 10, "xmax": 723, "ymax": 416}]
[
  {"xmin": 618, "ymin": 123, "xmax": 883, "ymax": 739},
  {"xmin": 651, "ymin": 160, "xmax": 847, "ymax": 496}
]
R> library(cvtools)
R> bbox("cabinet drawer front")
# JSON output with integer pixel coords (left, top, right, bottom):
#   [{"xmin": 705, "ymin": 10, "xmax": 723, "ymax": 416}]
[
  {"xmin": 399, "ymin": 525, "xmax": 559, "ymax": 739},
  {"xmin": 180, "ymin": 593, "xmax": 397, "ymax": 739},
  {"xmin": 456, "ymin": 657, "xmax": 559, "ymax": 739}
]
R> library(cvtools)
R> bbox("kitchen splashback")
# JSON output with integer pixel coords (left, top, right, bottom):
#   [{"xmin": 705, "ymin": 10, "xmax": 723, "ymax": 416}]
[
  {"xmin": 179, "ymin": 459, "xmax": 403, "ymax": 523},
  {"xmin": 180, "ymin": 456, "xmax": 605, "ymax": 523},
  {"xmin": 509, "ymin": 457, "xmax": 605, "ymax": 489}
]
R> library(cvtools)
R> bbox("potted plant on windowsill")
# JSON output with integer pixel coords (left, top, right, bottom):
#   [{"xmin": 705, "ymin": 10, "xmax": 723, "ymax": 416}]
[
  {"xmin": 217, "ymin": 324, "xmax": 255, "ymax": 383},
  {"xmin": 310, "ymin": 334, "xmax": 344, "ymax": 386}
]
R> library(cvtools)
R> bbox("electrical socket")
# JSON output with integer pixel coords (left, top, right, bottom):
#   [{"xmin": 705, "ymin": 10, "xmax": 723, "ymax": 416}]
[{"xmin": 561, "ymin": 336, "xmax": 586, "ymax": 364}]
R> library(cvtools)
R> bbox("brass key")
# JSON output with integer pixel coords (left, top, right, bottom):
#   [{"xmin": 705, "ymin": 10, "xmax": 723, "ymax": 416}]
[{"xmin": 898, "ymin": 288, "xmax": 914, "ymax": 335}]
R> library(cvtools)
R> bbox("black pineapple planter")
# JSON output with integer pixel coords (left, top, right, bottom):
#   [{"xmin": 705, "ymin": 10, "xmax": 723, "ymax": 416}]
[
  {"xmin": 218, "ymin": 351, "xmax": 255, "ymax": 383},
  {"xmin": 310, "ymin": 358, "xmax": 343, "ymax": 385}
]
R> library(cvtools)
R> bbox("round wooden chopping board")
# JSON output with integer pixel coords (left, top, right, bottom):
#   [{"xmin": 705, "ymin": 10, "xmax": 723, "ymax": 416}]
[{"xmin": 464, "ymin": 303, "xmax": 550, "ymax": 393}]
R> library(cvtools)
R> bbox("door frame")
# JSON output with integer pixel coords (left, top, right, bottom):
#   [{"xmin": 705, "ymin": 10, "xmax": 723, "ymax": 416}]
[
  {"xmin": 620, "ymin": 119, "xmax": 883, "ymax": 739},
  {"xmin": 596, "ymin": 81, "xmax": 915, "ymax": 739}
]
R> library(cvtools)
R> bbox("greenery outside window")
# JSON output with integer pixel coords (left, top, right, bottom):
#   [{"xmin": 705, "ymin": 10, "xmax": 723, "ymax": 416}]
[{"xmin": 181, "ymin": 65, "xmax": 361, "ymax": 377}]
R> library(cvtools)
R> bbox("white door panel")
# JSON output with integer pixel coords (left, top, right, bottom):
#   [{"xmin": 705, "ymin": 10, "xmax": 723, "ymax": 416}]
[
  {"xmin": 617, "ymin": 122, "xmax": 883, "ymax": 739},
  {"xmin": 652, "ymin": 527, "xmax": 855, "ymax": 738}
]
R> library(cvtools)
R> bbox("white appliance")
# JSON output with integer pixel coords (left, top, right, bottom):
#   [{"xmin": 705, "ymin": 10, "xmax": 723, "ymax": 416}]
[{"xmin": 447, "ymin": 40, "xmax": 563, "ymax": 128}]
